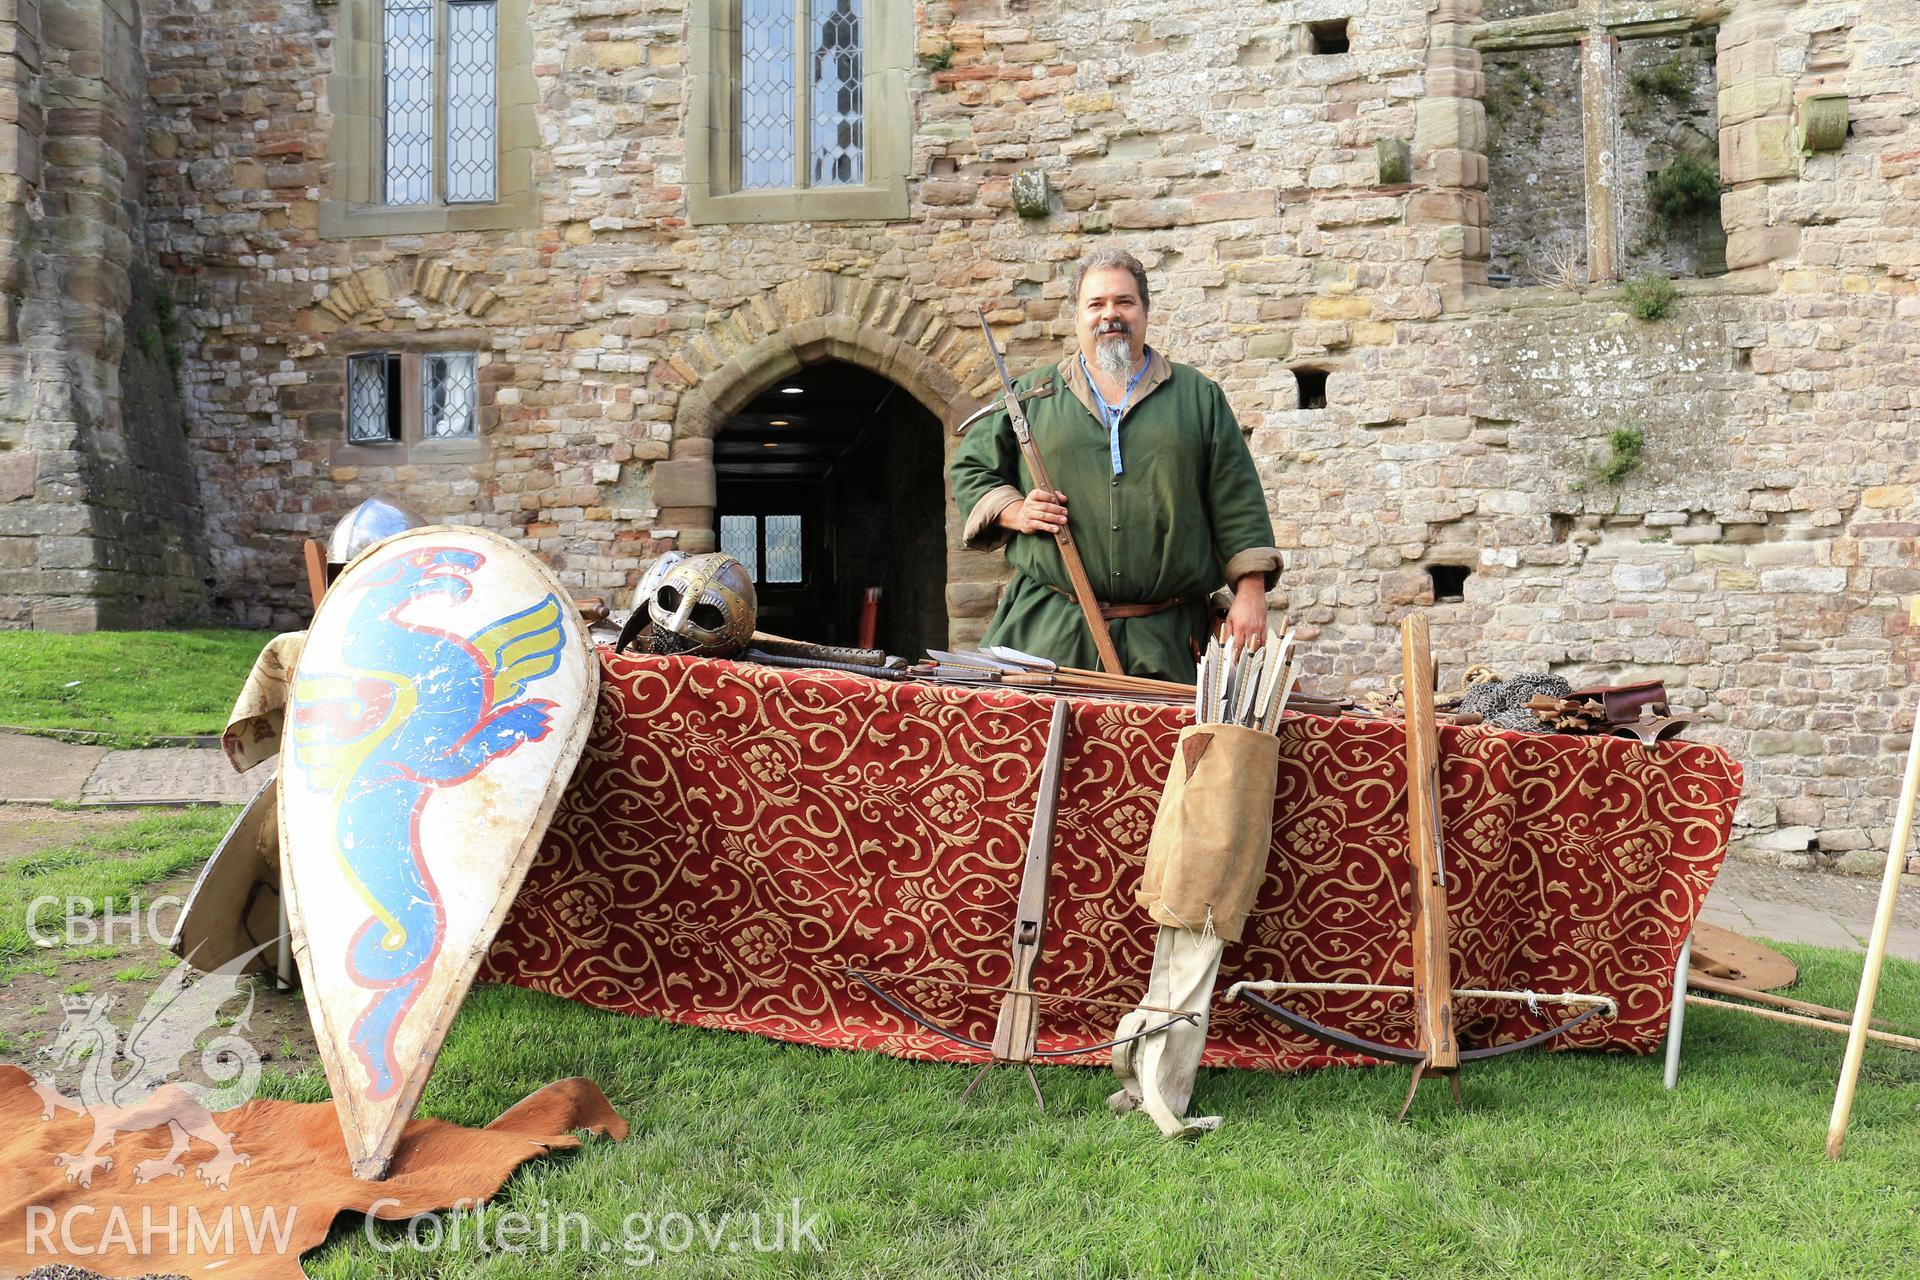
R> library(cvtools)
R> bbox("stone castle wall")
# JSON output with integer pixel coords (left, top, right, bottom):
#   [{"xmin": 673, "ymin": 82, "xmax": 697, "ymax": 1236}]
[
  {"xmin": 10, "ymin": 0, "xmax": 1920, "ymax": 869},
  {"xmin": 0, "ymin": 0, "xmax": 210, "ymax": 629}
]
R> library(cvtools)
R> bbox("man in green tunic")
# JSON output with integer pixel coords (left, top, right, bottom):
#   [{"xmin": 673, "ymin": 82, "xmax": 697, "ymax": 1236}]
[{"xmin": 949, "ymin": 249, "xmax": 1282, "ymax": 679}]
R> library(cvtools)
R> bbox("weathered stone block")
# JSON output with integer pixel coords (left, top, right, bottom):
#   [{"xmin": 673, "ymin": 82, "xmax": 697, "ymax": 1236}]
[
  {"xmin": 1110, "ymin": 198, "xmax": 1189, "ymax": 229},
  {"xmin": 945, "ymin": 580, "xmax": 1002, "ymax": 617},
  {"xmin": 1425, "ymin": 148, "xmax": 1486, "ymax": 189},
  {"xmin": 1375, "ymin": 137, "xmax": 1411, "ymax": 186},
  {"xmin": 31, "ymin": 597, "xmax": 101, "ymax": 633},
  {"xmin": 1413, "ymin": 97, "xmax": 1485, "ymax": 154},
  {"xmin": 1751, "ymin": 824, "xmax": 1818, "ymax": 852},
  {"xmin": 1060, "ymin": 91, "xmax": 1115, "ymax": 116},
  {"xmin": 1613, "ymin": 563, "xmax": 1667, "ymax": 592},
  {"xmin": 1246, "ymin": 332, "xmax": 1292, "ymax": 360},
  {"xmin": 1010, "ymin": 168, "xmax": 1049, "ymax": 218},
  {"xmin": 1192, "ymin": 189, "xmax": 1274, "ymax": 223},
  {"xmin": 1718, "ymin": 183, "xmax": 1768, "ymax": 233},
  {"xmin": 0, "ymin": 451, "xmax": 34, "ymax": 501},
  {"xmin": 39, "ymin": 535, "xmax": 100, "ymax": 569},
  {"xmin": 1405, "ymin": 188, "xmax": 1484, "ymax": 228},
  {"xmin": 1718, "ymin": 77, "xmax": 1792, "ymax": 127},
  {"xmin": 1757, "ymin": 567, "xmax": 1846, "ymax": 593},
  {"xmin": 1380, "ymin": 567, "xmax": 1430, "ymax": 607},
  {"xmin": 1833, "ymin": 848, "xmax": 1891, "ymax": 877},
  {"xmin": 649, "ymin": 460, "xmax": 715, "ymax": 509},
  {"xmin": 1303, "ymin": 294, "xmax": 1370, "ymax": 320},
  {"xmin": 1724, "ymin": 225, "xmax": 1800, "ymax": 269},
  {"xmin": 1798, "ymin": 93, "xmax": 1848, "ymax": 153},
  {"xmin": 1720, "ymin": 117, "xmax": 1797, "ymax": 184}
]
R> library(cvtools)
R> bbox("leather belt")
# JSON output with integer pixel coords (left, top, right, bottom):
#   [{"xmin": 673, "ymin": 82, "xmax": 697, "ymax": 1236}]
[{"xmin": 1046, "ymin": 585, "xmax": 1197, "ymax": 621}]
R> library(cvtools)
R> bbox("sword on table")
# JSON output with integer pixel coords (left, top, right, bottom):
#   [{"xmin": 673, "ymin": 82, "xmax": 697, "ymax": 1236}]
[{"xmin": 970, "ymin": 308, "xmax": 1125, "ymax": 676}]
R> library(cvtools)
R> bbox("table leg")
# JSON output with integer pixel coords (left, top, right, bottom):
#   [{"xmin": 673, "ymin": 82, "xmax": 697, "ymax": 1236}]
[{"xmin": 1664, "ymin": 931, "xmax": 1692, "ymax": 1090}]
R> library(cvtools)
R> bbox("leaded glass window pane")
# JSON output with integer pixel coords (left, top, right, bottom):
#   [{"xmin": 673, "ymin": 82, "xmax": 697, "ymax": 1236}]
[
  {"xmin": 382, "ymin": 0, "xmax": 435, "ymax": 205},
  {"xmin": 720, "ymin": 515, "xmax": 759, "ymax": 581},
  {"xmin": 445, "ymin": 0, "xmax": 497, "ymax": 203},
  {"xmin": 810, "ymin": 0, "xmax": 863, "ymax": 186},
  {"xmin": 764, "ymin": 514, "xmax": 803, "ymax": 583},
  {"xmin": 740, "ymin": 0, "xmax": 796, "ymax": 190},
  {"xmin": 348, "ymin": 354, "xmax": 399, "ymax": 443},
  {"xmin": 422, "ymin": 353, "xmax": 478, "ymax": 438}
]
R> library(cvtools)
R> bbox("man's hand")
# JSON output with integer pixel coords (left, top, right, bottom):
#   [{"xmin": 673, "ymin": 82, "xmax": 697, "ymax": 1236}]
[
  {"xmin": 1224, "ymin": 574, "xmax": 1269, "ymax": 651},
  {"xmin": 998, "ymin": 487, "xmax": 1069, "ymax": 536}
]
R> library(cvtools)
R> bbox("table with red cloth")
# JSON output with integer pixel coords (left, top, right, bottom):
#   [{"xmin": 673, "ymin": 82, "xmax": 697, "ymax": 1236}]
[{"xmin": 480, "ymin": 651, "xmax": 1743, "ymax": 1073}]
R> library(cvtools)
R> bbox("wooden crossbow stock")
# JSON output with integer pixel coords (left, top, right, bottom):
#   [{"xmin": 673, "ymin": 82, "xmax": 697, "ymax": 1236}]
[
  {"xmin": 846, "ymin": 698, "xmax": 1195, "ymax": 1109},
  {"xmin": 1228, "ymin": 612, "xmax": 1615, "ymax": 1118},
  {"xmin": 853, "ymin": 616, "xmax": 1617, "ymax": 1118}
]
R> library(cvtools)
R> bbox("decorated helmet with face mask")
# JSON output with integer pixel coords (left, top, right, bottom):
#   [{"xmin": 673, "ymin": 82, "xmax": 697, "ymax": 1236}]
[{"xmin": 633, "ymin": 551, "xmax": 757, "ymax": 658}]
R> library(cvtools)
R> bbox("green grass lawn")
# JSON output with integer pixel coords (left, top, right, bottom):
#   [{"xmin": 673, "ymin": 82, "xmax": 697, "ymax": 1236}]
[
  {"xmin": 0, "ymin": 807, "xmax": 237, "ymax": 981},
  {"xmin": 12, "ymin": 812, "xmax": 1920, "ymax": 1278},
  {"xmin": 0, "ymin": 628, "xmax": 270, "ymax": 745},
  {"xmin": 273, "ymin": 957, "xmax": 1920, "ymax": 1280}
]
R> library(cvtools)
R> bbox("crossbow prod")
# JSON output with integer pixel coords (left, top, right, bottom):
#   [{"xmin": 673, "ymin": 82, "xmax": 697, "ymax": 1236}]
[
  {"xmin": 1227, "ymin": 613, "xmax": 1616, "ymax": 1119},
  {"xmin": 847, "ymin": 698, "xmax": 1197, "ymax": 1110}
]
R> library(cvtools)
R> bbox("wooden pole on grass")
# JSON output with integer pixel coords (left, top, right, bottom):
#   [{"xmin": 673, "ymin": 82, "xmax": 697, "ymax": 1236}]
[{"xmin": 1826, "ymin": 596, "xmax": 1920, "ymax": 1158}]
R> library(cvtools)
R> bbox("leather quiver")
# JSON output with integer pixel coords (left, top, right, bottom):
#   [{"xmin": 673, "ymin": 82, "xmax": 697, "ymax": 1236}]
[{"xmin": 1137, "ymin": 723, "xmax": 1280, "ymax": 944}]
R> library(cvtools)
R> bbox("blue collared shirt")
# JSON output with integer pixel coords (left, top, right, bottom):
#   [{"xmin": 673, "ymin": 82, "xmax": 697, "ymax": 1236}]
[{"xmin": 1080, "ymin": 348, "xmax": 1152, "ymax": 476}]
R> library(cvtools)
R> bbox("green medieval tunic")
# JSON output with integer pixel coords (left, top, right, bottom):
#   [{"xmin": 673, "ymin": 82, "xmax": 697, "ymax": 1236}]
[{"xmin": 949, "ymin": 349, "xmax": 1282, "ymax": 680}]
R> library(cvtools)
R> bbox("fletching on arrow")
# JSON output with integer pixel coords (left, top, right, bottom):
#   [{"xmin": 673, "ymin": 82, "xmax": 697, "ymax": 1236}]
[
  {"xmin": 1255, "ymin": 627, "xmax": 1293, "ymax": 730},
  {"xmin": 1234, "ymin": 646, "xmax": 1265, "ymax": 727},
  {"xmin": 1217, "ymin": 636, "xmax": 1238, "ymax": 723}
]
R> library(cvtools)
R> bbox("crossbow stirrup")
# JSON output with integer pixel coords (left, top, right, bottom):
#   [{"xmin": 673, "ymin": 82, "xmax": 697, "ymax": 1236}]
[{"xmin": 1231, "ymin": 611, "xmax": 1615, "ymax": 1117}]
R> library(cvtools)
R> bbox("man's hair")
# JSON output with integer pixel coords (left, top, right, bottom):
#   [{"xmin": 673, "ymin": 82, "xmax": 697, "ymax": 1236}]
[{"xmin": 1070, "ymin": 249, "xmax": 1151, "ymax": 313}]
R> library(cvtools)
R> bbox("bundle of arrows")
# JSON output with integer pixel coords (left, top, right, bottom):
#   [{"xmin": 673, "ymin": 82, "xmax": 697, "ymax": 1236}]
[
  {"xmin": 1194, "ymin": 626, "xmax": 1300, "ymax": 733},
  {"xmin": 913, "ymin": 646, "xmax": 1197, "ymax": 705}
]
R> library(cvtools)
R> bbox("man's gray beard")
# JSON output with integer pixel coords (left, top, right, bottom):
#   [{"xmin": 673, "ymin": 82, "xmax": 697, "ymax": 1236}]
[{"xmin": 1093, "ymin": 333, "xmax": 1134, "ymax": 379}]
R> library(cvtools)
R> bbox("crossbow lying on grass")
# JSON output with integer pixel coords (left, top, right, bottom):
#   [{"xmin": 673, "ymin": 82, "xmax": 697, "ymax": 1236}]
[{"xmin": 1228, "ymin": 613, "xmax": 1616, "ymax": 1119}]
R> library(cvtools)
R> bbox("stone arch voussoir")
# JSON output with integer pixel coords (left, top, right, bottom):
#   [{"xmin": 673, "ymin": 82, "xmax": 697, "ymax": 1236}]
[
  {"xmin": 665, "ymin": 273, "xmax": 984, "ymax": 444},
  {"xmin": 309, "ymin": 256, "xmax": 504, "ymax": 328}
]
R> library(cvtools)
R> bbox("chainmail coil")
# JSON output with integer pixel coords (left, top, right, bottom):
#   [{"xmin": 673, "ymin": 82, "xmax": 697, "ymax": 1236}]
[{"xmin": 1459, "ymin": 673, "xmax": 1573, "ymax": 733}]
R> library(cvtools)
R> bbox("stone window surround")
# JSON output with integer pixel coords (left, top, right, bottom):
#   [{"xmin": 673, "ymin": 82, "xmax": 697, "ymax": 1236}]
[
  {"xmin": 319, "ymin": 0, "xmax": 540, "ymax": 238},
  {"xmin": 330, "ymin": 332, "xmax": 493, "ymax": 465},
  {"xmin": 686, "ymin": 0, "xmax": 911, "ymax": 225},
  {"xmin": 1468, "ymin": 2, "xmax": 1724, "ymax": 287}
]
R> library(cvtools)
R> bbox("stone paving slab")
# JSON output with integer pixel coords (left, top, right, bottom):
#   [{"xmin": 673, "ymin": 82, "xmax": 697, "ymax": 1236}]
[
  {"xmin": 1703, "ymin": 858, "xmax": 1920, "ymax": 963},
  {"xmin": 0, "ymin": 731, "xmax": 109, "ymax": 804},
  {"xmin": 78, "ymin": 746, "xmax": 263, "ymax": 805}
]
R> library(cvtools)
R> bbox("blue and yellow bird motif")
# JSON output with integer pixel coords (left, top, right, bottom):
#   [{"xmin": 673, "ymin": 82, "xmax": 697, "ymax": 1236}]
[{"xmin": 290, "ymin": 545, "xmax": 567, "ymax": 1100}]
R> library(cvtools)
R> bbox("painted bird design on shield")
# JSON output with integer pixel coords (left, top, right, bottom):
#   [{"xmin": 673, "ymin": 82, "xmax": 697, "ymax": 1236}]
[{"xmin": 289, "ymin": 545, "xmax": 565, "ymax": 1100}]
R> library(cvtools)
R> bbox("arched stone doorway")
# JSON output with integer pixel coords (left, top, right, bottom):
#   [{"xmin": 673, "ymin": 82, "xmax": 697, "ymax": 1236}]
[
  {"xmin": 655, "ymin": 275, "xmax": 1000, "ymax": 654},
  {"xmin": 714, "ymin": 360, "xmax": 948, "ymax": 655}
]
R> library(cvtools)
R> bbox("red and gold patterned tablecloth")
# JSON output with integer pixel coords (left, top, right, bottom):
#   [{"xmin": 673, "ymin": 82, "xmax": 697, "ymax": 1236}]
[{"xmin": 481, "ymin": 651, "xmax": 1743, "ymax": 1072}]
